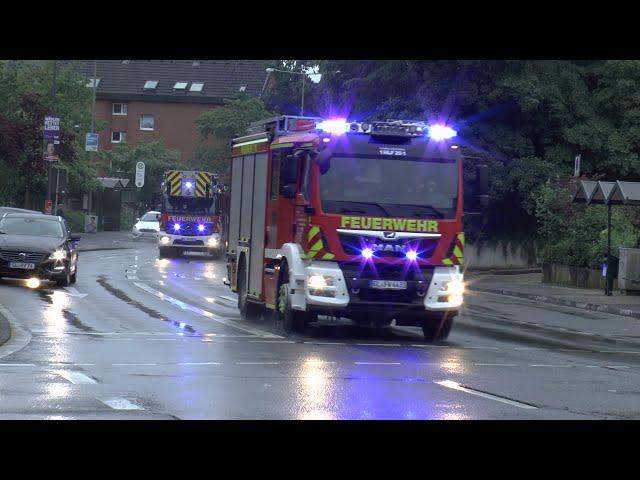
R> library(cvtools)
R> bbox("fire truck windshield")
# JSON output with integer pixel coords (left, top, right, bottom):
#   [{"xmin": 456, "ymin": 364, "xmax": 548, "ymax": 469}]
[{"xmin": 318, "ymin": 155, "xmax": 458, "ymax": 219}]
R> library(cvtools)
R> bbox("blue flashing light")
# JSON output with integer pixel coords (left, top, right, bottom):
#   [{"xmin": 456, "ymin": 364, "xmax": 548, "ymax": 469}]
[
  {"xmin": 362, "ymin": 248, "xmax": 374, "ymax": 259},
  {"xmin": 428, "ymin": 125, "xmax": 457, "ymax": 141},
  {"xmin": 198, "ymin": 224, "xmax": 205, "ymax": 233},
  {"xmin": 316, "ymin": 118, "xmax": 348, "ymax": 135},
  {"xmin": 173, "ymin": 223, "xmax": 181, "ymax": 231},
  {"xmin": 406, "ymin": 250, "xmax": 418, "ymax": 261}
]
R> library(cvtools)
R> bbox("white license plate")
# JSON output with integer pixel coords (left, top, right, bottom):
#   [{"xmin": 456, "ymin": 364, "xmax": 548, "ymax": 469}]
[
  {"xmin": 370, "ymin": 280, "xmax": 407, "ymax": 290},
  {"xmin": 9, "ymin": 262, "xmax": 35, "ymax": 270}
]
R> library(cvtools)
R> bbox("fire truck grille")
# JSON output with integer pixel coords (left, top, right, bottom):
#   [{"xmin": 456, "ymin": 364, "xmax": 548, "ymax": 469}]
[
  {"xmin": 338, "ymin": 233, "xmax": 439, "ymax": 259},
  {"xmin": 339, "ymin": 262, "xmax": 434, "ymax": 283},
  {"xmin": 0, "ymin": 251, "xmax": 46, "ymax": 263}
]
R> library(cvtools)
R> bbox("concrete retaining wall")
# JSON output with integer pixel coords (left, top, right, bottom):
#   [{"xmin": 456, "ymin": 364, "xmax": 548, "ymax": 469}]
[
  {"xmin": 465, "ymin": 241, "xmax": 539, "ymax": 269},
  {"xmin": 542, "ymin": 263, "xmax": 615, "ymax": 290}
]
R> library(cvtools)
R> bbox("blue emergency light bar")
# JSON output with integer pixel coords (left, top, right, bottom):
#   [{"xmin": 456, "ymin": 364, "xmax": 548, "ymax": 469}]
[{"xmin": 315, "ymin": 118, "xmax": 457, "ymax": 140}]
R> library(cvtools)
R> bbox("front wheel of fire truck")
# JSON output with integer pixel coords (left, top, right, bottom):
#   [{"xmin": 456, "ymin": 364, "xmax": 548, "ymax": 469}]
[
  {"xmin": 421, "ymin": 313, "xmax": 454, "ymax": 342},
  {"xmin": 237, "ymin": 258, "xmax": 261, "ymax": 321}
]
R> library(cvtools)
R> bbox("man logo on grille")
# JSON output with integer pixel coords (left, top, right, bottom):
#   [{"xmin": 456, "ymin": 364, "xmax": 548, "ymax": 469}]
[
  {"xmin": 383, "ymin": 231, "xmax": 397, "ymax": 239},
  {"xmin": 19, "ymin": 253, "xmax": 26, "ymax": 260}
]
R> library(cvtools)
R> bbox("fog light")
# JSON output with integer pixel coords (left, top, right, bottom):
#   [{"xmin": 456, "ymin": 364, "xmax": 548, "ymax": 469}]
[
  {"xmin": 160, "ymin": 236, "xmax": 170, "ymax": 245},
  {"xmin": 447, "ymin": 295, "xmax": 463, "ymax": 306},
  {"xmin": 26, "ymin": 278, "xmax": 41, "ymax": 289},
  {"xmin": 308, "ymin": 275, "xmax": 327, "ymax": 289},
  {"xmin": 445, "ymin": 279, "xmax": 465, "ymax": 296}
]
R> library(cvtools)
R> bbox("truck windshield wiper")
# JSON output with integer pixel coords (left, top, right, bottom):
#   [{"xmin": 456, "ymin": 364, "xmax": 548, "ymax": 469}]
[
  {"xmin": 386, "ymin": 204, "xmax": 445, "ymax": 219},
  {"xmin": 333, "ymin": 201, "xmax": 391, "ymax": 216}
]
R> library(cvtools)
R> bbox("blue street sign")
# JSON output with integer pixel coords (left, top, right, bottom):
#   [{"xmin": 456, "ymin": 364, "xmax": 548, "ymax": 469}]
[{"xmin": 85, "ymin": 132, "xmax": 99, "ymax": 152}]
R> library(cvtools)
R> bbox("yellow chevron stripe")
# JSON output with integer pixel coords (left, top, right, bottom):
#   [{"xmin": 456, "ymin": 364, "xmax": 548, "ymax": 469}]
[
  {"xmin": 321, "ymin": 253, "xmax": 335, "ymax": 260},
  {"xmin": 442, "ymin": 258, "xmax": 454, "ymax": 266},
  {"xmin": 453, "ymin": 246, "xmax": 463, "ymax": 258},
  {"xmin": 306, "ymin": 250, "xmax": 317, "ymax": 258},
  {"xmin": 458, "ymin": 233, "xmax": 465, "ymax": 245},
  {"xmin": 166, "ymin": 171, "xmax": 181, "ymax": 183},
  {"xmin": 310, "ymin": 240, "xmax": 323, "ymax": 252},
  {"xmin": 308, "ymin": 226, "xmax": 320, "ymax": 241}
]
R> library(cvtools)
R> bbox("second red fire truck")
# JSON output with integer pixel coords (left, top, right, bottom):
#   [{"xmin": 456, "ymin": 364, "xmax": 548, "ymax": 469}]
[{"xmin": 225, "ymin": 116, "xmax": 487, "ymax": 341}]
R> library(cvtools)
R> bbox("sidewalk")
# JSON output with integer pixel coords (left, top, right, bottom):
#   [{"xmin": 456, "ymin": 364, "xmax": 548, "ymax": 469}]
[
  {"xmin": 468, "ymin": 272, "xmax": 640, "ymax": 320},
  {"xmin": 76, "ymin": 231, "xmax": 137, "ymax": 252}
]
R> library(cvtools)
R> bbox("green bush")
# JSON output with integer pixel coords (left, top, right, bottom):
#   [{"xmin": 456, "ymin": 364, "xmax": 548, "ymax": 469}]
[
  {"xmin": 120, "ymin": 207, "xmax": 135, "ymax": 231},
  {"xmin": 65, "ymin": 210, "xmax": 86, "ymax": 233}
]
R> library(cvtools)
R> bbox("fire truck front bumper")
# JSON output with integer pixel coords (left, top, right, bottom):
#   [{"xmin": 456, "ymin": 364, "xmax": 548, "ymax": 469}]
[
  {"xmin": 158, "ymin": 233, "xmax": 223, "ymax": 252},
  {"xmin": 300, "ymin": 262, "xmax": 463, "ymax": 316}
]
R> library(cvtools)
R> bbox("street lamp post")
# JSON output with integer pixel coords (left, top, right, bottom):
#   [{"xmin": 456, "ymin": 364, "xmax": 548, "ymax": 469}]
[{"xmin": 265, "ymin": 67, "xmax": 339, "ymax": 116}]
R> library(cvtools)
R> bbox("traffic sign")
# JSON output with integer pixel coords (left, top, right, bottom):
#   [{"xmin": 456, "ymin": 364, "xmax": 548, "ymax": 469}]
[
  {"xmin": 135, "ymin": 161, "xmax": 146, "ymax": 188},
  {"xmin": 85, "ymin": 133, "xmax": 99, "ymax": 152}
]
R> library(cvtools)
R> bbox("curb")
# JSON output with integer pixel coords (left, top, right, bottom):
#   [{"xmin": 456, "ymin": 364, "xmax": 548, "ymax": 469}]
[
  {"xmin": 466, "ymin": 268, "xmax": 542, "ymax": 276},
  {"xmin": 470, "ymin": 286, "xmax": 640, "ymax": 321},
  {"xmin": 0, "ymin": 311, "xmax": 10, "ymax": 347},
  {"xmin": 78, "ymin": 247, "xmax": 134, "ymax": 252}
]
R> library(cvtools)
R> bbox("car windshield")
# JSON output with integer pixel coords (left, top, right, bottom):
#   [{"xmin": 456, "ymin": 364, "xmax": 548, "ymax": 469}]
[
  {"xmin": 141, "ymin": 212, "xmax": 159, "ymax": 222},
  {"xmin": 0, "ymin": 217, "xmax": 64, "ymax": 237},
  {"xmin": 319, "ymin": 155, "xmax": 458, "ymax": 219}
]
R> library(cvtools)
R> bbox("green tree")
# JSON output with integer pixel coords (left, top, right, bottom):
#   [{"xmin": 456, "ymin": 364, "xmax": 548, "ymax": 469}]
[
  {"xmin": 192, "ymin": 93, "xmax": 273, "ymax": 178},
  {"xmin": 100, "ymin": 140, "xmax": 180, "ymax": 206}
]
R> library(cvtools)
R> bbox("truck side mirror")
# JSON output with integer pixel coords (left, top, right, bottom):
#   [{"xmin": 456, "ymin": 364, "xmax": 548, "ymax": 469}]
[
  {"xmin": 281, "ymin": 184, "xmax": 296, "ymax": 199},
  {"xmin": 281, "ymin": 155, "xmax": 299, "ymax": 185}
]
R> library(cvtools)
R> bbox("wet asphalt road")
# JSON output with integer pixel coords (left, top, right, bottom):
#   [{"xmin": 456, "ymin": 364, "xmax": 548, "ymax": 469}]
[{"xmin": 1, "ymin": 239, "xmax": 640, "ymax": 419}]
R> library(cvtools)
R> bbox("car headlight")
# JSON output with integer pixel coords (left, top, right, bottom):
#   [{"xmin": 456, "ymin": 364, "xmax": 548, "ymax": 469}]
[
  {"xmin": 160, "ymin": 236, "xmax": 170, "ymax": 245},
  {"xmin": 207, "ymin": 237, "xmax": 219, "ymax": 247},
  {"xmin": 49, "ymin": 249, "xmax": 67, "ymax": 261},
  {"xmin": 444, "ymin": 279, "xmax": 465, "ymax": 296}
]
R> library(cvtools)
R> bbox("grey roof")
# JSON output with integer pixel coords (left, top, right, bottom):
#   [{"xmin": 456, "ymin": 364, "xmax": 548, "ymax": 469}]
[
  {"xmin": 97, "ymin": 177, "xmax": 130, "ymax": 189},
  {"xmin": 572, "ymin": 180, "xmax": 598, "ymax": 204},
  {"xmin": 590, "ymin": 181, "xmax": 620, "ymax": 205},
  {"xmin": 70, "ymin": 60, "xmax": 268, "ymax": 104},
  {"xmin": 610, "ymin": 181, "xmax": 640, "ymax": 205}
]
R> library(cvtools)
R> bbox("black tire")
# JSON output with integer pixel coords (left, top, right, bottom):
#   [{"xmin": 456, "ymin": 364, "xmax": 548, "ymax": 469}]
[
  {"xmin": 159, "ymin": 247, "xmax": 167, "ymax": 259},
  {"xmin": 237, "ymin": 259, "xmax": 261, "ymax": 320},
  {"xmin": 277, "ymin": 281, "xmax": 316, "ymax": 334},
  {"xmin": 422, "ymin": 314, "xmax": 454, "ymax": 342},
  {"xmin": 70, "ymin": 264, "xmax": 77, "ymax": 284},
  {"xmin": 56, "ymin": 266, "xmax": 71, "ymax": 287}
]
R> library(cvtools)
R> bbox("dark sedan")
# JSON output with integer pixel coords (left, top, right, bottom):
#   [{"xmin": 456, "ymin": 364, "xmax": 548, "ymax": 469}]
[{"xmin": 0, "ymin": 213, "xmax": 80, "ymax": 288}]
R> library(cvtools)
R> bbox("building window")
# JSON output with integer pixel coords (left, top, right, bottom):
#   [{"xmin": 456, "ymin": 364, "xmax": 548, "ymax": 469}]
[
  {"xmin": 111, "ymin": 131, "xmax": 126, "ymax": 143},
  {"xmin": 87, "ymin": 78, "xmax": 100, "ymax": 88},
  {"xmin": 190, "ymin": 82, "xmax": 204, "ymax": 92},
  {"xmin": 112, "ymin": 103, "xmax": 128, "ymax": 115},
  {"xmin": 143, "ymin": 80, "xmax": 158, "ymax": 90},
  {"xmin": 174, "ymin": 81, "xmax": 188, "ymax": 90},
  {"xmin": 140, "ymin": 115, "xmax": 155, "ymax": 131}
]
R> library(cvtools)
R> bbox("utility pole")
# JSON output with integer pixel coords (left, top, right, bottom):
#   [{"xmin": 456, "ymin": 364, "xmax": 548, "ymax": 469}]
[
  {"xmin": 300, "ymin": 73, "xmax": 305, "ymax": 116},
  {"xmin": 45, "ymin": 60, "xmax": 58, "ymax": 213},
  {"xmin": 88, "ymin": 60, "xmax": 97, "ymax": 215}
]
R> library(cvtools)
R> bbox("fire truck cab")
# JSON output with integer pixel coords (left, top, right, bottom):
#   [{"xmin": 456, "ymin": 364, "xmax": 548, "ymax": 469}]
[{"xmin": 226, "ymin": 116, "xmax": 474, "ymax": 341}]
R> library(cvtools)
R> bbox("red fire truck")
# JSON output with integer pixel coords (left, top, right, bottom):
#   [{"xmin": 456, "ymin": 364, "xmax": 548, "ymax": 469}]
[
  {"xmin": 226, "ymin": 116, "xmax": 487, "ymax": 341},
  {"xmin": 158, "ymin": 170, "xmax": 225, "ymax": 259}
]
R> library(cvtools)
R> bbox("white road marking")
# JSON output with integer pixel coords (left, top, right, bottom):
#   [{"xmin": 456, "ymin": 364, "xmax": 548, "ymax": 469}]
[
  {"xmin": 237, "ymin": 361, "xmax": 281, "ymax": 365},
  {"xmin": 356, "ymin": 343, "xmax": 401, "ymax": 347},
  {"xmin": 530, "ymin": 364, "xmax": 573, "ymax": 368},
  {"xmin": 132, "ymin": 281, "xmax": 282, "ymax": 338},
  {"xmin": 604, "ymin": 365, "xmax": 630, "ymax": 370},
  {"xmin": 112, "ymin": 363, "xmax": 158, "ymax": 366},
  {"xmin": 410, "ymin": 344, "xmax": 449, "ymax": 348},
  {"xmin": 177, "ymin": 362, "xmax": 221, "ymax": 366},
  {"xmin": 0, "ymin": 363, "xmax": 36, "ymax": 367},
  {"xmin": 474, "ymin": 363, "xmax": 517, "ymax": 367},
  {"xmin": 304, "ymin": 342, "xmax": 346, "ymax": 345},
  {"xmin": 126, "ymin": 275, "xmax": 140, "ymax": 280},
  {"xmin": 219, "ymin": 295, "xmax": 238, "ymax": 303},
  {"xmin": 55, "ymin": 370, "xmax": 98, "ymax": 384},
  {"xmin": 63, "ymin": 287, "xmax": 88, "ymax": 298},
  {"xmin": 100, "ymin": 398, "xmax": 144, "ymax": 411},
  {"xmin": 354, "ymin": 362, "xmax": 401, "ymax": 365},
  {"xmin": 435, "ymin": 380, "xmax": 538, "ymax": 410},
  {"xmin": 598, "ymin": 350, "xmax": 640, "ymax": 354}
]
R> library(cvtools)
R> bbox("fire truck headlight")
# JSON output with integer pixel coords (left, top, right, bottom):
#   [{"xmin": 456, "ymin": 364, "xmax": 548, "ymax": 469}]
[
  {"xmin": 307, "ymin": 275, "xmax": 327, "ymax": 289},
  {"xmin": 428, "ymin": 124, "xmax": 457, "ymax": 141},
  {"xmin": 160, "ymin": 236, "xmax": 170, "ymax": 245},
  {"xmin": 361, "ymin": 248, "xmax": 374, "ymax": 259},
  {"xmin": 406, "ymin": 250, "xmax": 418, "ymax": 261},
  {"xmin": 444, "ymin": 279, "xmax": 465, "ymax": 296},
  {"xmin": 447, "ymin": 295, "xmax": 463, "ymax": 306},
  {"xmin": 207, "ymin": 237, "xmax": 219, "ymax": 247}
]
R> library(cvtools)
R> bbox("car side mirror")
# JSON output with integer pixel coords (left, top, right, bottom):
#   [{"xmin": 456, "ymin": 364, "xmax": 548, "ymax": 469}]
[
  {"xmin": 70, "ymin": 233, "xmax": 81, "ymax": 241},
  {"xmin": 136, "ymin": 218, "xmax": 140, "ymax": 222}
]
